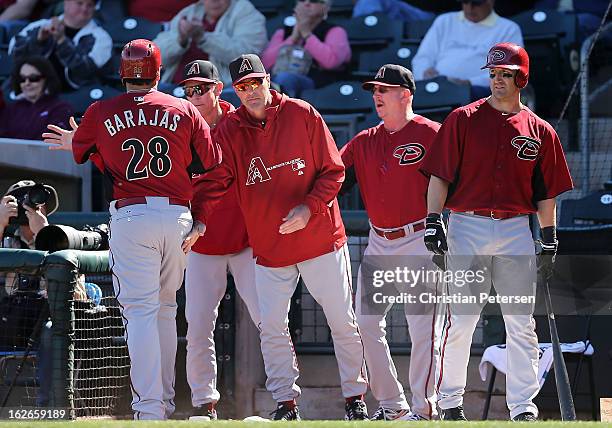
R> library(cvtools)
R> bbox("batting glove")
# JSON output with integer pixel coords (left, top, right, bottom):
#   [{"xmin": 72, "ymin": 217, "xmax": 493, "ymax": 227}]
[
  {"xmin": 536, "ymin": 226, "xmax": 558, "ymax": 280},
  {"xmin": 424, "ymin": 213, "xmax": 448, "ymax": 255}
]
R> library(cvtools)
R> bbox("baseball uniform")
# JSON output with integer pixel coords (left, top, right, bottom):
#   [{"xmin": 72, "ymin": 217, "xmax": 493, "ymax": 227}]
[
  {"xmin": 71, "ymin": 88, "xmax": 221, "ymax": 420},
  {"xmin": 185, "ymin": 99, "xmax": 261, "ymax": 411},
  {"xmin": 420, "ymin": 97, "xmax": 573, "ymax": 419},
  {"xmin": 341, "ymin": 114, "xmax": 443, "ymax": 420},
  {"xmin": 194, "ymin": 86, "xmax": 368, "ymax": 418}
]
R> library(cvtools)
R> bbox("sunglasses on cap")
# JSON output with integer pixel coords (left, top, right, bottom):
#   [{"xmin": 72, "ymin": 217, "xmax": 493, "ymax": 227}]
[
  {"xmin": 183, "ymin": 83, "xmax": 215, "ymax": 97},
  {"xmin": 233, "ymin": 77, "xmax": 264, "ymax": 92},
  {"xmin": 19, "ymin": 74, "xmax": 44, "ymax": 84}
]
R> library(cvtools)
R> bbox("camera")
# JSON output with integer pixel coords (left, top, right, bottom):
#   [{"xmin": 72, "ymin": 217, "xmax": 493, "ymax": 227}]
[
  {"xmin": 8, "ymin": 183, "xmax": 54, "ymax": 226},
  {"xmin": 35, "ymin": 224, "xmax": 109, "ymax": 252}
]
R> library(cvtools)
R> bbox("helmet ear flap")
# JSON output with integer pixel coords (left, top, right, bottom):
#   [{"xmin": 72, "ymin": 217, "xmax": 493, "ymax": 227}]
[{"xmin": 514, "ymin": 71, "xmax": 528, "ymax": 89}]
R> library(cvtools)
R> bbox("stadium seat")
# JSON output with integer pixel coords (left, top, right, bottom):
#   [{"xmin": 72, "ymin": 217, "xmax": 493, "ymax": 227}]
[
  {"xmin": 328, "ymin": 0, "xmax": 354, "ymax": 18},
  {"xmin": 251, "ymin": 0, "xmax": 288, "ymax": 17},
  {"xmin": 59, "ymin": 84, "xmax": 122, "ymax": 117},
  {"xmin": 403, "ymin": 17, "xmax": 435, "ymax": 41},
  {"xmin": 559, "ymin": 190, "xmax": 612, "ymax": 227},
  {"xmin": 0, "ymin": 21, "xmax": 26, "ymax": 49},
  {"xmin": 0, "ymin": 48, "xmax": 13, "ymax": 82},
  {"xmin": 266, "ymin": 14, "xmax": 293, "ymax": 39},
  {"xmin": 96, "ymin": 0, "xmax": 128, "ymax": 25},
  {"xmin": 103, "ymin": 17, "xmax": 163, "ymax": 48},
  {"xmin": 343, "ymin": 13, "xmax": 404, "ymax": 48},
  {"xmin": 353, "ymin": 42, "xmax": 419, "ymax": 78},
  {"xmin": 412, "ymin": 76, "xmax": 470, "ymax": 122},
  {"xmin": 220, "ymin": 89, "xmax": 241, "ymax": 108},
  {"xmin": 301, "ymin": 81, "xmax": 373, "ymax": 114},
  {"xmin": 510, "ymin": 9, "xmax": 579, "ymax": 115}
]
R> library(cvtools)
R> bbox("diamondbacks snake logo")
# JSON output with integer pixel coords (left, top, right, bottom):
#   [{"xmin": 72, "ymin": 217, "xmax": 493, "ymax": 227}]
[
  {"xmin": 489, "ymin": 49, "xmax": 506, "ymax": 64},
  {"xmin": 511, "ymin": 136, "xmax": 541, "ymax": 161},
  {"xmin": 393, "ymin": 143, "xmax": 426, "ymax": 165}
]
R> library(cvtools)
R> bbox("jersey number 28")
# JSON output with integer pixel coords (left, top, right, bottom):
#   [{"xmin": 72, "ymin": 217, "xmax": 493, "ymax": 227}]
[{"xmin": 122, "ymin": 136, "xmax": 172, "ymax": 181}]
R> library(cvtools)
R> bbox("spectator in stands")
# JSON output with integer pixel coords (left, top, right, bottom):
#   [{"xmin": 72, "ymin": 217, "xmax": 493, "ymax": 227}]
[
  {"xmin": 0, "ymin": 56, "xmax": 72, "ymax": 140},
  {"xmin": 352, "ymin": 0, "xmax": 435, "ymax": 22},
  {"xmin": 128, "ymin": 0, "xmax": 195, "ymax": 23},
  {"xmin": 262, "ymin": 0, "xmax": 351, "ymax": 97},
  {"xmin": 154, "ymin": 0, "xmax": 267, "ymax": 86},
  {"xmin": 8, "ymin": 0, "xmax": 112, "ymax": 90},
  {"xmin": 411, "ymin": 0, "xmax": 523, "ymax": 100}
]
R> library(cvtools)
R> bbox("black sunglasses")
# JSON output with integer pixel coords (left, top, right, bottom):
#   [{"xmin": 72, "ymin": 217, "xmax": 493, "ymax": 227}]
[
  {"xmin": 183, "ymin": 83, "xmax": 215, "ymax": 97},
  {"xmin": 19, "ymin": 74, "xmax": 44, "ymax": 84}
]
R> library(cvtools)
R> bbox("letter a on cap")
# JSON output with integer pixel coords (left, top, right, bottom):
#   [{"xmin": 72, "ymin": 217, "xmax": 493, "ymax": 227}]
[
  {"xmin": 375, "ymin": 67, "xmax": 386, "ymax": 79},
  {"xmin": 239, "ymin": 58, "xmax": 253, "ymax": 73},
  {"xmin": 187, "ymin": 62, "xmax": 200, "ymax": 75}
]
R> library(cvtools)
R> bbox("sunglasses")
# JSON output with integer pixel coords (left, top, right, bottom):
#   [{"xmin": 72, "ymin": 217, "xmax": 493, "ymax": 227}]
[
  {"xmin": 183, "ymin": 83, "xmax": 215, "ymax": 97},
  {"xmin": 489, "ymin": 71, "xmax": 514, "ymax": 79},
  {"xmin": 19, "ymin": 74, "xmax": 44, "ymax": 84},
  {"xmin": 370, "ymin": 86, "xmax": 390, "ymax": 94},
  {"xmin": 233, "ymin": 77, "xmax": 264, "ymax": 92}
]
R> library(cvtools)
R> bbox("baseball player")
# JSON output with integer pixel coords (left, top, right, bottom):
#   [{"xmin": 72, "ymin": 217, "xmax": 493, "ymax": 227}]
[
  {"xmin": 42, "ymin": 39, "xmax": 222, "ymax": 420},
  {"xmin": 340, "ymin": 64, "xmax": 442, "ymax": 421},
  {"xmin": 180, "ymin": 59, "xmax": 260, "ymax": 420},
  {"xmin": 193, "ymin": 54, "xmax": 369, "ymax": 420},
  {"xmin": 420, "ymin": 42, "xmax": 573, "ymax": 421}
]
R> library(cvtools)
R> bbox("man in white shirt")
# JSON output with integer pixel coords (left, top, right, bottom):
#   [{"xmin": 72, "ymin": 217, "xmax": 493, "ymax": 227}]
[{"xmin": 411, "ymin": 0, "xmax": 523, "ymax": 100}]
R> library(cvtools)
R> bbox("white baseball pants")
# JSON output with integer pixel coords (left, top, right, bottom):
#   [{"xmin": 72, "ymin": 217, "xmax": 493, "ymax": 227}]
[
  {"xmin": 436, "ymin": 213, "xmax": 539, "ymax": 419},
  {"xmin": 255, "ymin": 244, "xmax": 368, "ymax": 402},
  {"xmin": 184, "ymin": 247, "xmax": 260, "ymax": 407},
  {"xmin": 356, "ymin": 227, "xmax": 443, "ymax": 419},
  {"xmin": 109, "ymin": 197, "xmax": 192, "ymax": 420}
]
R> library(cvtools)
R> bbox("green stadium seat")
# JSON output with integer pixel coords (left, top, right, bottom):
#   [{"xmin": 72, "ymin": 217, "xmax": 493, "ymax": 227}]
[
  {"xmin": 59, "ymin": 84, "xmax": 122, "ymax": 117},
  {"xmin": 412, "ymin": 76, "xmax": 470, "ymax": 123},
  {"xmin": 342, "ymin": 13, "xmax": 404, "ymax": 48},
  {"xmin": 103, "ymin": 17, "xmax": 163, "ymax": 48},
  {"xmin": 353, "ymin": 42, "xmax": 419, "ymax": 79},
  {"xmin": 301, "ymin": 81, "xmax": 373, "ymax": 114}
]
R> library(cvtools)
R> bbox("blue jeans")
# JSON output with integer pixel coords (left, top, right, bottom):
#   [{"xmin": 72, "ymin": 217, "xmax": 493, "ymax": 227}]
[
  {"xmin": 272, "ymin": 72, "xmax": 315, "ymax": 98},
  {"xmin": 353, "ymin": 0, "xmax": 435, "ymax": 21}
]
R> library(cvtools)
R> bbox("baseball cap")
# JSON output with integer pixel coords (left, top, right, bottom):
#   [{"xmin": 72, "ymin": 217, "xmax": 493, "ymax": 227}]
[
  {"xmin": 362, "ymin": 64, "xmax": 416, "ymax": 93},
  {"xmin": 179, "ymin": 60, "xmax": 220, "ymax": 85},
  {"xmin": 229, "ymin": 54, "xmax": 268, "ymax": 84}
]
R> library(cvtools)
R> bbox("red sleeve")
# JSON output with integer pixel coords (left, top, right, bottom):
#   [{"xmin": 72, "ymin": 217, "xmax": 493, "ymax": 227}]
[
  {"xmin": 188, "ymin": 102, "xmax": 219, "ymax": 173},
  {"xmin": 339, "ymin": 137, "xmax": 356, "ymax": 169},
  {"xmin": 419, "ymin": 109, "xmax": 463, "ymax": 183},
  {"xmin": 90, "ymin": 153, "xmax": 105, "ymax": 172},
  {"xmin": 532, "ymin": 126, "xmax": 574, "ymax": 201},
  {"xmin": 190, "ymin": 123, "xmax": 235, "ymax": 224},
  {"xmin": 72, "ymin": 102, "xmax": 100, "ymax": 164},
  {"xmin": 303, "ymin": 105, "xmax": 345, "ymax": 215}
]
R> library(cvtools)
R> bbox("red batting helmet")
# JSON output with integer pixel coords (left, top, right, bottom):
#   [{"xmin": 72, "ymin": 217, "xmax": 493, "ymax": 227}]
[
  {"xmin": 119, "ymin": 39, "xmax": 162, "ymax": 81},
  {"xmin": 481, "ymin": 42, "xmax": 529, "ymax": 89}
]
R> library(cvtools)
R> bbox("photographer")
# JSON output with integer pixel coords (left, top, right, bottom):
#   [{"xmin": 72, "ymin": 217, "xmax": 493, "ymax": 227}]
[{"xmin": 0, "ymin": 180, "xmax": 58, "ymax": 251}]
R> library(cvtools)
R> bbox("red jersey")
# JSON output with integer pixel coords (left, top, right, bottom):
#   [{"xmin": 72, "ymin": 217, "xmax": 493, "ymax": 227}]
[
  {"xmin": 72, "ymin": 89, "xmax": 221, "ymax": 220},
  {"xmin": 193, "ymin": 91, "xmax": 346, "ymax": 267},
  {"xmin": 191, "ymin": 100, "xmax": 249, "ymax": 256},
  {"xmin": 341, "ymin": 115, "xmax": 440, "ymax": 228},
  {"xmin": 420, "ymin": 98, "xmax": 573, "ymax": 213}
]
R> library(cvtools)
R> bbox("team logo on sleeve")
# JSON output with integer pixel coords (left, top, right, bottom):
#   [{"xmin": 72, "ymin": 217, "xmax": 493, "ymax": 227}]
[
  {"xmin": 511, "ymin": 136, "xmax": 541, "ymax": 161},
  {"xmin": 393, "ymin": 143, "xmax": 426, "ymax": 165},
  {"xmin": 246, "ymin": 156, "xmax": 306, "ymax": 185}
]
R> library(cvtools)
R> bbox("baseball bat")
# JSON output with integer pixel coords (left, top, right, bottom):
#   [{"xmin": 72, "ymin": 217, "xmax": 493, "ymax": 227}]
[{"xmin": 541, "ymin": 271, "xmax": 576, "ymax": 421}]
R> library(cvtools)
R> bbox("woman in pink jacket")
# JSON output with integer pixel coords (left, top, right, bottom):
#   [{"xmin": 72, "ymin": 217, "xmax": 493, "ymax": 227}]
[{"xmin": 261, "ymin": 0, "xmax": 351, "ymax": 97}]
